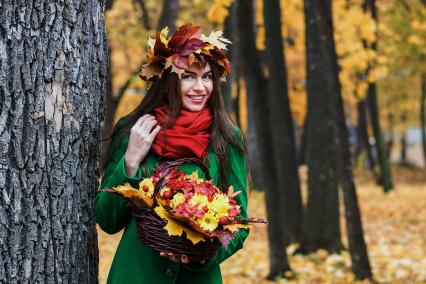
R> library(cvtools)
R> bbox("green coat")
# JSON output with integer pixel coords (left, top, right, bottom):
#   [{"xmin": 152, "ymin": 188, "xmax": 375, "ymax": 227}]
[{"xmin": 94, "ymin": 129, "xmax": 249, "ymax": 284}]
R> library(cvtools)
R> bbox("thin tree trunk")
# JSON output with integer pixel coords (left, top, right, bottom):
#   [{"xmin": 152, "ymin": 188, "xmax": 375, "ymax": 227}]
[
  {"xmin": 263, "ymin": 0, "xmax": 303, "ymax": 244},
  {"xmin": 300, "ymin": 0, "xmax": 342, "ymax": 254},
  {"xmin": 0, "ymin": 1, "xmax": 107, "ymax": 282},
  {"xmin": 222, "ymin": 3, "xmax": 237, "ymax": 114},
  {"xmin": 421, "ymin": 73, "xmax": 426, "ymax": 168},
  {"xmin": 367, "ymin": 83, "xmax": 393, "ymax": 191},
  {"xmin": 355, "ymin": 100, "xmax": 375, "ymax": 170},
  {"xmin": 239, "ymin": 4, "xmax": 262, "ymax": 191},
  {"xmin": 237, "ymin": 0, "xmax": 291, "ymax": 278},
  {"xmin": 363, "ymin": 0, "xmax": 393, "ymax": 192},
  {"xmin": 321, "ymin": 1, "xmax": 373, "ymax": 279}
]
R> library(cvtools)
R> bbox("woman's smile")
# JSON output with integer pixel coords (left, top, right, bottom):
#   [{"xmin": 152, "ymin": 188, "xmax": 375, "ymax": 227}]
[{"xmin": 180, "ymin": 63, "xmax": 213, "ymax": 112}]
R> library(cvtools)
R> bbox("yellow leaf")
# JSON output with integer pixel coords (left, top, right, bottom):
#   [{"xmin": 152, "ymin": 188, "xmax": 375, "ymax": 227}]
[
  {"xmin": 164, "ymin": 219, "xmax": 184, "ymax": 237},
  {"xmin": 113, "ymin": 183, "xmax": 154, "ymax": 207},
  {"xmin": 154, "ymin": 206, "xmax": 168, "ymax": 219},
  {"xmin": 223, "ymin": 223, "xmax": 252, "ymax": 233},
  {"xmin": 154, "ymin": 206, "xmax": 205, "ymax": 244},
  {"xmin": 182, "ymin": 227, "xmax": 205, "ymax": 244},
  {"xmin": 159, "ymin": 26, "xmax": 169, "ymax": 46},
  {"xmin": 154, "ymin": 206, "xmax": 184, "ymax": 236}
]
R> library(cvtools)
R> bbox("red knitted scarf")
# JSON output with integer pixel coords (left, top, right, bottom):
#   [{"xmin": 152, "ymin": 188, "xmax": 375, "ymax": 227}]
[{"xmin": 152, "ymin": 106, "xmax": 213, "ymax": 159}]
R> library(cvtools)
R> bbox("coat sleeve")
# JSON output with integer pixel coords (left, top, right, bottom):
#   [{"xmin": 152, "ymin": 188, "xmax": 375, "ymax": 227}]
[
  {"xmin": 184, "ymin": 131, "xmax": 250, "ymax": 271},
  {"xmin": 94, "ymin": 129, "xmax": 144, "ymax": 234}
]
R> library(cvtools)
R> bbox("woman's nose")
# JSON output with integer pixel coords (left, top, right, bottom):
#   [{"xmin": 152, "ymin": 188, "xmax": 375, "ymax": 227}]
[{"xmin": 192, "ymin": 77, "xmax": 204, "ymax": 91}]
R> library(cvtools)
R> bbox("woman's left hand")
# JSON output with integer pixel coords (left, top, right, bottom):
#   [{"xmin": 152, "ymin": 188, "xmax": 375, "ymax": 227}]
[{"xmin": 160, "ymin": 252, "xmax": 190, "ymax": 264}]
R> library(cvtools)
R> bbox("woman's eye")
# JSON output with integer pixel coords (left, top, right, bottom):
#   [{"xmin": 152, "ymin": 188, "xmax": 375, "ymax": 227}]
[
  {"xmin": 182, "ymin": 74, "xmax": 194, "ymax": 80},
  {"xmin": 202, "ymin": 74, "xmax": 212, "ymax": 80}
]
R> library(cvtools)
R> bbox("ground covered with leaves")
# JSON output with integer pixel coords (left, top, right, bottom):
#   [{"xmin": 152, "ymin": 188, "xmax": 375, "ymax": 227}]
[{"xmin": 97, "ymin": 167, "xmax": 426, "ymax": 283}]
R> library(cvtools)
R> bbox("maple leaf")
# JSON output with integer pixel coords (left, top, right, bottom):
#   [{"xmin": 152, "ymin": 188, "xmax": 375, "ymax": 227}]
[
  {"xmin": 164, "ymin": 219, "xmax": 183, "ymax": 237},
  {"xmin": 201, "ymin": 30, "xmax": 232, "ymax": 50},
  {"xmin": 223, "ymin": 223, "xmax": 253, "ymax": 233},
  {"xmin": 227, "ymin": 186, "xmax": 241, "ymax": 198},
  {"xmin": 182, "ymin": 227, "xmax": 205, "ymax": 244},
  {"xmin": 170, "ymin": 62, "xmax": 186, "ymax": 78},
  {"xmin": 140, "ymin": 61, "xmax": 164, "ymax": 81},
  {"xmin": 147, "ymin": 37, "xmax": 156, "ymax": 50},
  {"xmin": 213, "ymin": 229, "xmax": 234, "ymax": 248},
  {"xmin": 112, "ymin": 183, "xmax": 154, "ymax": 207},
  {"xmin": 159, "ymin": 26, "xmax": 170, "ymax": 46}
]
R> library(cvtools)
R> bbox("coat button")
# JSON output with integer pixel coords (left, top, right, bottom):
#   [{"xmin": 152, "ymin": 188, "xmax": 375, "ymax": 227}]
[{"xmin": 165, "ymin": 268, "xmax": 175, "ymax": 277}]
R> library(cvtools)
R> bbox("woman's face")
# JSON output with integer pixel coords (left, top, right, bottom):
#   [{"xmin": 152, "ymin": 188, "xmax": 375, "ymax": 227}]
[{"xmin": 180, "ymin": 62, "xmax": 213, "ymax": 112}]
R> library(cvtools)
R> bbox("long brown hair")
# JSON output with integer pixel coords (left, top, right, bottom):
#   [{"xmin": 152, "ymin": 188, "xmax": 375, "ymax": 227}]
[{"xmin": 105, "ymin": 61, "xmax": 246, "ymax": 192}]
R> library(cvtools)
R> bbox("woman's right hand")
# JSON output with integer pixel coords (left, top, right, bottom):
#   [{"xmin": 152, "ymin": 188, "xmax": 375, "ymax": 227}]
[{"xmin": 124, "ymin": 114, "xmax": 161, "ymax": 177}]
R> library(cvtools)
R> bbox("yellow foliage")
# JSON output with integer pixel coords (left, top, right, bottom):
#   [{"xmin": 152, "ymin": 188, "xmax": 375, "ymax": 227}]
[{"xmin": 207, "ymin": 3, "xmax": 229, "ymax": 24}]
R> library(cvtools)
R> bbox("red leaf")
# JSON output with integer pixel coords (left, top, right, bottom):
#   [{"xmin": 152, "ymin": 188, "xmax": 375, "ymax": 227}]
[{"xmin": 213, "ymin": 229, "xmax": 235, "ymax": 249}]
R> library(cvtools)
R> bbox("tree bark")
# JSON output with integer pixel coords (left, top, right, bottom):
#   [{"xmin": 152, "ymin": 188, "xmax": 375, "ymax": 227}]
[
  {"xmin": 301, "ymin": 0, "xmax": 342, "ymax": 254},
  {"xmin": 367, "ymin": 83, "xmax": 393, "ymax": 191},
  {"xmin": 421, "ymin": 73, "xmax": 426, "ymax": 168},
  {"xmin": 263, "ymin": 0, "xmax": 303, "ymax": 244},
  {"xmin": 222, "ymin": 3, "xmax": 238, "ymax": 114},
  {"xmin": 319, "ymin": 1, "xmax": 372, "ymax": 279},
  {"xmin": 0, "ymin": 1, "xmax": 107, "ymax": 282},
  {"xmin": 363, "ymin": 0, "xmax": 393, "ymax": 192},
  {"xmin": 355, "ymin": 100, "xmax": 375, "ymax": 170},
  {"xmin": 237, "ymin": 0, "xmax": 291, "ymax": 278}
]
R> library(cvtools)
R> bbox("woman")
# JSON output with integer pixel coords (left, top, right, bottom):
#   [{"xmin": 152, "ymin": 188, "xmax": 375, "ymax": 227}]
[{"xmin": 95, "ymin": 24, "xmax": 249, "ymax": 284}]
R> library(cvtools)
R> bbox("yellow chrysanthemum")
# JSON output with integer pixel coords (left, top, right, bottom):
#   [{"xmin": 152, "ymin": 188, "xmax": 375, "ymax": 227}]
[
  {"xmin": 139, "ymin": 178, "xmax": 154, "ymax": 197},
  {"xmin": 197, "ymin": 211, "xmax": 219, "ymax": 232},
  {"xmin": 189, "ymin": 193, "xmax": 209, "ymax": 207},
  {"xmin": 171, "ymin": 192, "xmax": 185, "ymax": 208},
  {"xmin": 208, "ymin": 193, "xmax": 230, "ymax": 217}
]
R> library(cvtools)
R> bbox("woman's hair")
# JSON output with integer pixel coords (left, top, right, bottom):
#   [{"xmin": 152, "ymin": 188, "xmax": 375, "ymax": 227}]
[{"xmin": 104, "ymin": 61, "xmax": 246, "ymax": 192}]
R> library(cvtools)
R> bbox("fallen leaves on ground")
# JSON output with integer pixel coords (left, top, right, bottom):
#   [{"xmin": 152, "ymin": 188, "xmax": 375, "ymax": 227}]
[{"xmin": 97, "ymin": 166, "xmax": 426, "ymax": 283}]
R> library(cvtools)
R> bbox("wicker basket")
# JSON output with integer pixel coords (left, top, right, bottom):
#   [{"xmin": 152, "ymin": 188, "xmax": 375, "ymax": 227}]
[{"xmin": 132, "ymin": 158, "xmax": 222, "ymax": 262}]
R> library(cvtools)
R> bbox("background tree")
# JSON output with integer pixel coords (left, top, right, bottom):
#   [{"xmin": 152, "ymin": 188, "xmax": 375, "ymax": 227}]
[
  {"xmin": 301, "ymin": 0, "xmax": 342, "ymax": 254},
  {"xmin": 364, "ymin": 0, "xmax": 393, "ymax": 192},
  {"xmin": 304, "ymin": 0, "xmax": 372, "ymax": 279},
  {"xmin": 263, "ymin": 0, "xmax": 303, "ymax": 245},
  {"xmin": 237, "ymin": 0, "xmax": 291, "ymax": 279},
  {"xmin": 0, "ymin": 0, "xmax": 107, "ymax": 282}
]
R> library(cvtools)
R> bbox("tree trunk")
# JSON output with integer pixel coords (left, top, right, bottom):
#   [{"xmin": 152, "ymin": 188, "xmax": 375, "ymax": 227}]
[
  {"xmin": 400, "ymin": 129, "xmax": 407, "ymax": 165},
  {"xmin": 364, "ymin": 0, "xmax": 393, "ymax": 192},
  {"xmin": 222, "ymin": 3, "xmax": 237, "ymax": 114},
  {"xmin": 321, "ymin": 1, "xmax": 373, "ymax": 279},
  {"xmin": 237, "ymin": 0, "xmax": 291, "ymax": 278},
  {"xmin": 239, "ymin": 4, "xmax": 262, "ymax": 191},
  {"xmin": 355, "ymin": 100, "xmax": 375, "ymax": 170},
  {"xmin": 300, "ymin": 0, "xmax": 342, "ymax": 254},
  {"xmin": 263, "ymin": 0, "xmax": 303, "ymax": 244},
  {"xmin": 0, "ymin": 1, "xmax": 107, "ymax": 282},
  {"xmin": 421, "ymin": 73, "xmax": 426, "ymax": 168},
  {"xmin": 367, "ymin": 83, "xmax": 393, "ymax": 191}
]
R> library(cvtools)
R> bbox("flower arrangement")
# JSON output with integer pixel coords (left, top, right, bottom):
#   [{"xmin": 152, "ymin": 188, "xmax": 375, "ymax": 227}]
[{"xmin": 105, "ymin": 162, "xmax": 265, "ymax": 248}]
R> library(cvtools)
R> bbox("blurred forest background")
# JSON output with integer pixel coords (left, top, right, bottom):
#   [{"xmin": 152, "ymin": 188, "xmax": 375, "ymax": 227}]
[{"xmin": 99, "ymin": 0, "xmax": 426, "ymax": 283}]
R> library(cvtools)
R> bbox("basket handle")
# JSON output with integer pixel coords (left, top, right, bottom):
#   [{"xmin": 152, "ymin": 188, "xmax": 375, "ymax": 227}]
[{"xmin": 153, "ymin": 157, "xmax": 211, "ymax": 198}]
